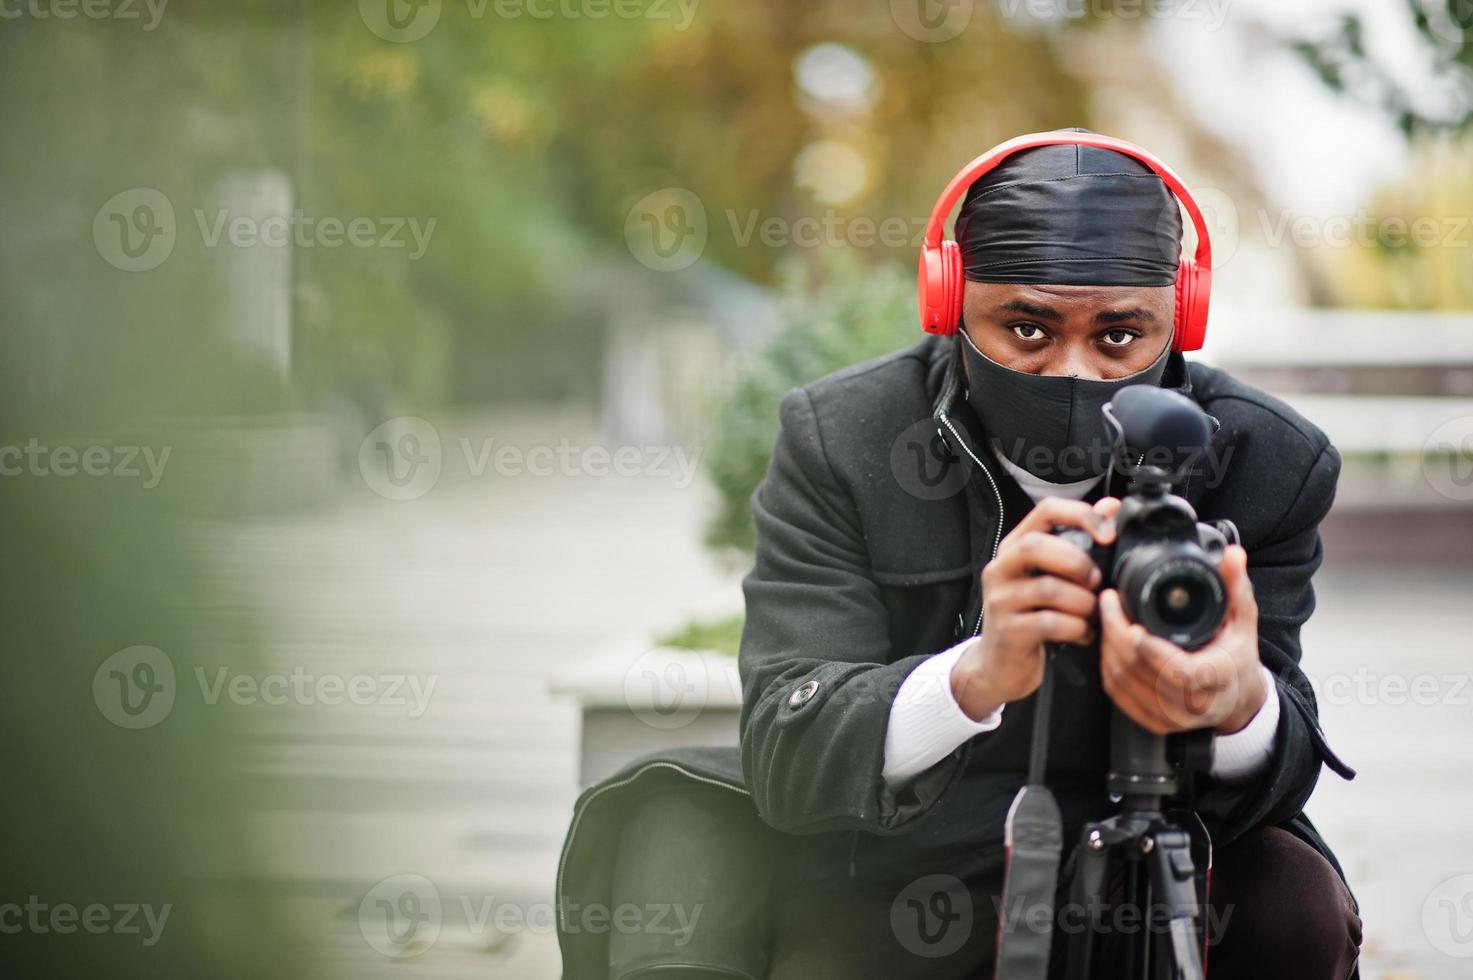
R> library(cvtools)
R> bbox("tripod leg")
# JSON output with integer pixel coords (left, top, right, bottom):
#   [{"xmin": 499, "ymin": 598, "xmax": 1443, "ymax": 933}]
[
  {"xmin": 1145, "ymin": 829, "xmax": 1203, "ymax": 980},
  {"xmin": 1062, "ymin": 825, "xmax": 1114, "ymax": 980}
]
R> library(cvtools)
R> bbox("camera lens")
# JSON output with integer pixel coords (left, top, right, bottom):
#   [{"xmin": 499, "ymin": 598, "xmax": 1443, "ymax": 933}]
[
  {"xmin": 1117, "ymin": 549, "xmax": 1227, "ymax": 650},
  {"xmin": 1153, "ymin": 573, "xmax": 1212, "ymax": 630}
]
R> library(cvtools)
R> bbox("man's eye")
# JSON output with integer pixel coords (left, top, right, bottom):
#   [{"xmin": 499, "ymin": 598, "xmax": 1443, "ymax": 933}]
[
  {"xmin": 1011, "ymin": 324, "xmax": 1046, "ymax": 342},
  {"xmin": 1101, "ymin": 329, "xmax": 1137, "ymax": 347}
]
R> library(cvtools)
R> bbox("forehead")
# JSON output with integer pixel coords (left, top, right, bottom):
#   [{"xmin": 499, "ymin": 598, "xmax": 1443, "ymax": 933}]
[{"xmin": 964, "ymin": 281, "xmax": 1173, "ymax": 318}]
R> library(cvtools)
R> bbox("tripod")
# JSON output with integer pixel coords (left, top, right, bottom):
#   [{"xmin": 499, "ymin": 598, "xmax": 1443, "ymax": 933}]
[{"xmin": 994, "ymin": 647, "xmax": 1213, "ymax": 980}]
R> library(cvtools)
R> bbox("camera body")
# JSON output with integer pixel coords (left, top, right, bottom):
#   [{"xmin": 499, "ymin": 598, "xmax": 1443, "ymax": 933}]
[{"xmin": 1054, "ymin": 489, "xmax": 1237, "ymax": 650}]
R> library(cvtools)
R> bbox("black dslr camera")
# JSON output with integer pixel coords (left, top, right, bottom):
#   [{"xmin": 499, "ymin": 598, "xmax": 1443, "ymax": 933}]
[
  {"xmin": 1052, "ymin": 384, "xmax": 1238, "ymax": 650},
  {"xmin": 994, "ymin": 385, "xmax": 1241, "ymax": 980}
]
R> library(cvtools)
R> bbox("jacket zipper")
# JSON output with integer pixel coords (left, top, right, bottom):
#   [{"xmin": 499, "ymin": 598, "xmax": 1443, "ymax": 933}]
[{"xmin": 937, "ymin": 410, "xmax": 1004, "ymax": 637}]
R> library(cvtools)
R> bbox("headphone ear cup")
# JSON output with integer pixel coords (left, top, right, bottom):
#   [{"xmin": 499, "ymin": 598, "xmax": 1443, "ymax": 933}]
[
  {"xmin": 940, "ymin": 239, "xmax": 963, "ymax": 337},
  {"xmin": 1173, "ymin": 258, "xmax": 1211, "ymax": 352},
  {"xmin": 918, "ymin": 243, "xmax": 946, "ymax": 334}
]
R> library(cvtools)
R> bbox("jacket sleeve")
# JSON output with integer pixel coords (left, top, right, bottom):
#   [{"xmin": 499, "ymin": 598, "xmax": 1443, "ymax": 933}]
[
  {"xmin": 738, "ymin": 388, "xmax": 970, "ymax": 836},
  {"xmin": 1193, "ymin": 441, "xmax": 1356, "ymax": 844}
]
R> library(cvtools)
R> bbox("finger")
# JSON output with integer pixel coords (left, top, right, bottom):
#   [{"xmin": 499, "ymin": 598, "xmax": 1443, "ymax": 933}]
[
  {"xmin": 1098, "ymin": 589, "xmax": 1148, "ymax": 678},
  {"xmin": 1101, "ymin": 662, "xmax": 1180, "ymax": 735},
  {"xmin": 1008, "ymin": 576, "xmax": 1100, "ymax": 618},
  {"xmin": 1092, "ymin": 497, "xmax": 1121, "ymax": 543},
  {"xmin": 1007, "ymin": 610, "xmax": 1096, "ymax": 648},
  {"xmin": 1221, "ymin": 545, "xmax": 1257, "ymax": 621},
  {"xmin": 1008, "ymin": 496, "xmax": 1111, "ymax": 546},
  {"xmin": 991, "ymin": 531, "xmax": 1102, "ymax": 588},
  {"xmin": 1097, "ymin": 588, "xmax": 1140, "ymax": 646},
  {"xmin": 1149, "ymin": 649, "xmax": 1235, "ymax": 730}
]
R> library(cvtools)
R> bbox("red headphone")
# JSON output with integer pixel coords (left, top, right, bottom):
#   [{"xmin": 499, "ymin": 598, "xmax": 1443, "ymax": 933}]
[{"xmin": 917, "ymin": 131, "xmax": 1213, "ymax": 352}]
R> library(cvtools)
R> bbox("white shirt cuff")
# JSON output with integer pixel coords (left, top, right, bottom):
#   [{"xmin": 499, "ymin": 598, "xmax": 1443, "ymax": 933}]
[
  {"xmin": 1209, "ymin": 665, "xmax": 1280, "ymax": 781},
  {"xmin": 882, "ymin": 637, "xmax": 1004, "ymax": 789}
]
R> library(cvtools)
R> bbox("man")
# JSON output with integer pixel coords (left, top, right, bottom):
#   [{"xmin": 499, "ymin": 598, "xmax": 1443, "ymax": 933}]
[
  {"xmin": 555, "ymin": 131, "xmax": 1361, "ymax": 980},
  {"xmin": 737, "ymin": 132, "xmax": 1360, "ymax": 979}
]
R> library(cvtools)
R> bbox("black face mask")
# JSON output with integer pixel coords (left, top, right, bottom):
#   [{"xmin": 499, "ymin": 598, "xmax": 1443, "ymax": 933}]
[{"xmin": 960, "ymin": 329, "xmax": 1172, "ymax": 483}]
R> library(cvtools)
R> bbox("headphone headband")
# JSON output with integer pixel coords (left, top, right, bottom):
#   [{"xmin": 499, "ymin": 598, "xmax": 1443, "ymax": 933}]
[{"xmin": 921, "ymin": 132, "xmax": 1212, "ymax": 269}]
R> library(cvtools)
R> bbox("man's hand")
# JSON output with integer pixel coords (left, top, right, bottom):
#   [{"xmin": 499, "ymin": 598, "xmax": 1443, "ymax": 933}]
[
  {"xmin": 951, "ymin": 496, "xmax": 1121, "ymax": 722},
  {"xmin": 1098, "ymin": 543, "xmax": 1267, "ymax": 735}
]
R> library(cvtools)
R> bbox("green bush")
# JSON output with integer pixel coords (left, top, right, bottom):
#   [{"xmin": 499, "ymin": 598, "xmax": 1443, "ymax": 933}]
[{"xmin": 704, "ymin": 255, "xmax": 917, "ymax": 554}]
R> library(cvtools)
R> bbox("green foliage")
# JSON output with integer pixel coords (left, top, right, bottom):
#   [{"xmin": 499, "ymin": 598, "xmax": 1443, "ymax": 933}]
[
  {"xmin": 703, "ymin": 255, "xmax": 915, "ymax": 553},
  {"xmin": 656, "ymin": 613, "xmax": 745, "ymax": 657},
  {"xmin": 1289, "ymin": 2, "xmax": 1473, "ymax": 135}
]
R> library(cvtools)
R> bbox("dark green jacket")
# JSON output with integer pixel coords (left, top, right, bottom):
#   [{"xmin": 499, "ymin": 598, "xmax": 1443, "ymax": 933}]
[{"xmin": 557, "ymin": 334, "xmax": 1356, "ymax": 978}]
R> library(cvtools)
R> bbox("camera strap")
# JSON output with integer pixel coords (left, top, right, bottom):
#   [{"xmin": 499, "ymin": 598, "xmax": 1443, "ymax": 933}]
[{"xmin": 993, "ymin": 645, "xmax": 1067, "ymax": 980}]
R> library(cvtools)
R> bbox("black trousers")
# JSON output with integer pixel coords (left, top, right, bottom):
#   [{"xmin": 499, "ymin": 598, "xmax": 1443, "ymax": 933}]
[
  {"xmin": 607, "ymin": 792, "xmax": 1361, "ymax": 980},
  {"xmin": 764, "ymin": 826, "xmax": 1361, "ymax": 980}
]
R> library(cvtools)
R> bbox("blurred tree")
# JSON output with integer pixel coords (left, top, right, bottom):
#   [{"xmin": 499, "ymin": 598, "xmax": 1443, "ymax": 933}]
[
  {"xmin": 1285, "ymin": 3, "xmax": 1473, "ymax": 310},
  {"xmin": 1289, "ymin": 1, "xmax": 1473, "ymax": 136},
  {"xmin": 704, "ymin": 254, "xmax": 913, "ymax": 553},
  {"xmin": 1318, "ymin": 136, "xmax": 1473, "ymax": 309}
]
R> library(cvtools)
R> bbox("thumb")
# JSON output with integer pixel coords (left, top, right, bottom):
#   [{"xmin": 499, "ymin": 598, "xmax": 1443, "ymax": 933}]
[{"xmin": 1221, "ymin": 545, "xmax": 1255, "ymax": 615}]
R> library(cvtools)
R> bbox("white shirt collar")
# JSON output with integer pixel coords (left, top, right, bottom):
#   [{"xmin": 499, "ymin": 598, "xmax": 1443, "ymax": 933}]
[{"xmin": 991, "ymin": 448, "xmax": 1104, "ymax": 503}]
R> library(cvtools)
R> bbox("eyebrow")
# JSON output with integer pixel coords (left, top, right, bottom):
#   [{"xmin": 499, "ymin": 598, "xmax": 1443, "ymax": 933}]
[
  {"xmin": 1093, "ymin": 307, "xmax": 1158, "ymax": 324},
  {"xmin": 995, "ymin": 299, "xmax": 1063, "ymax": 322},
  {"xmin": 992, "ymin": 300, "xmax": 1159, "ymax": 325}
]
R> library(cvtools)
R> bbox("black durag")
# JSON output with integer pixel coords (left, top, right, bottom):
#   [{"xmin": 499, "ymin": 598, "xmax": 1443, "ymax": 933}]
[{"xmin": 955, "ymin": 130, "xmax": 1182, "ymax": 483}]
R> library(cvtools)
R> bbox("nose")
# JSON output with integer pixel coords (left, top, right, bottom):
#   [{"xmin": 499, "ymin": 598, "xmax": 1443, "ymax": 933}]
[{"xmin": 1050, "ymin": 343, "xmax": 1102, "ymax": 381}]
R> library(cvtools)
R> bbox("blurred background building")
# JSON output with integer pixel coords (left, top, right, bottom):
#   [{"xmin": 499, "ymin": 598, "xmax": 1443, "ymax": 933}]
[{"xmin": 2, "ymin": 1, "xmax": 1471, "ymax": 977}]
